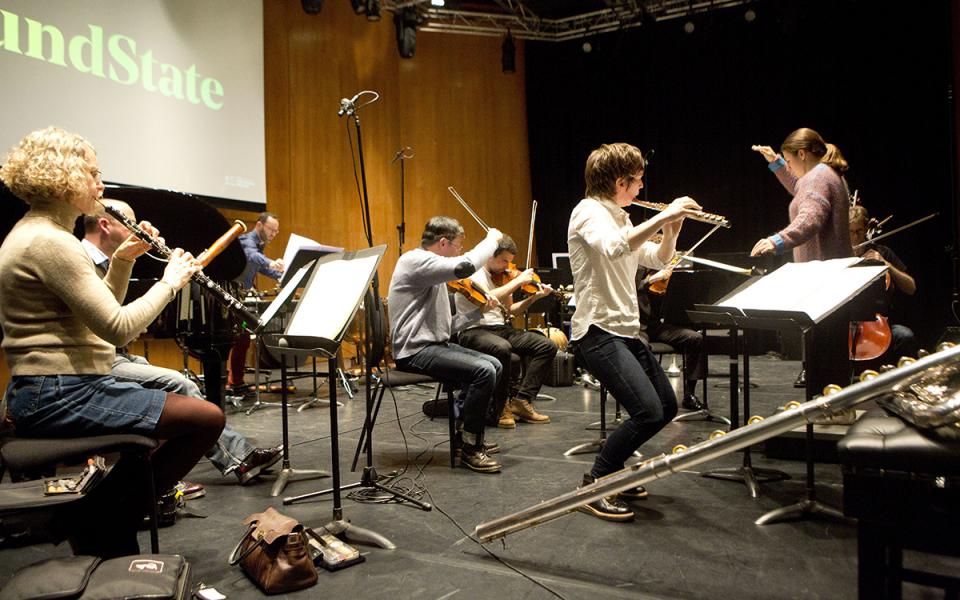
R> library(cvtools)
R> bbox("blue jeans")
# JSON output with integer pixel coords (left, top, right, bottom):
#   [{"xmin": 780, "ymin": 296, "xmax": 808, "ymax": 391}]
[
  {"xmin": 396, "ymin": 343, "xmax": 501, "ymax": 437},
  {"xmin": 573, "ymin": 326, "xmax": 678, "ymax": 478},
  {"xmin": 112, "ymin": 354, "xmax": 254, "ymax": 475}
]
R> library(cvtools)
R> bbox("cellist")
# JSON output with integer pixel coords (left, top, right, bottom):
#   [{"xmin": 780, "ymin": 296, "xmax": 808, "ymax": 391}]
[{"xmin": 849, "ymin": 205, "xmax": 919, "ymax": 362}]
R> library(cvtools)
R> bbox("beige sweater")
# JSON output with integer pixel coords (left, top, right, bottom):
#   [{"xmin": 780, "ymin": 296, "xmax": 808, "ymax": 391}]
[{"xmin": 0, "ymin": 199, "xmax": 172, "ymax": 376}]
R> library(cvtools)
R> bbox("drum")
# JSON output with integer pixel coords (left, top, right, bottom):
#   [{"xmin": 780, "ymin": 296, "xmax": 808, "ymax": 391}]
[{"xmin": 530, "ymin": 326, "xmax": 568, "ymax": 351}]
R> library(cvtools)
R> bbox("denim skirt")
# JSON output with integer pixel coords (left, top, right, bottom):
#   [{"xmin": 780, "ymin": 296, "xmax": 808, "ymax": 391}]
[{"xmin": 4, "ymin": 374, "xmax": 166, "ymax": 437}]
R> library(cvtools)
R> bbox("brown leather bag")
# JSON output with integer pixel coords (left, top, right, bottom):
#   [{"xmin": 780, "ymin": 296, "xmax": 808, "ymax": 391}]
[{"xmin": 228, "ymin": 507, "xmax": 318, "ymax": 594}]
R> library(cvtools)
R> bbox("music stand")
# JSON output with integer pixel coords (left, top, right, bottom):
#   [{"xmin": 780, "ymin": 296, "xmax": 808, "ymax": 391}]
[
  {"xmin": 270, "ymin": 245, "xmax": 396, "ymax": 549},
  {"xmin": 688, "ymin": 258, "xmax": 887, "ymax": 518}
]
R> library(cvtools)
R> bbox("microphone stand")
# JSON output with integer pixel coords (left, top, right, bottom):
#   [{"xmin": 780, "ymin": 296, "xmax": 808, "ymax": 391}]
[{"xmin": 393, "ymin": 147, "xmax": 413, "ymax": 257}]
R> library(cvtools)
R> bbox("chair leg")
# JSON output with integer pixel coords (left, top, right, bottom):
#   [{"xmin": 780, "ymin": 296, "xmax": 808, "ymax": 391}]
[
  {"xmin": 430, "ymin": 383, "xmax": 442, "ymax": 421},
  {"xmin": 142, "ymin": 451, "xmax": 160, "ymax": 553},
  {"xmin": 446, "ymin": 386, "xmax": 457, "ymax": 468}
]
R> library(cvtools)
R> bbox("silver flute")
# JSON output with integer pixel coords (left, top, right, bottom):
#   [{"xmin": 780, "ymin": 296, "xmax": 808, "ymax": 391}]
[
  {"xmin": 475, "ymin": 343, "xmax": 960, "ymax": 542},
  {"xmin": 100, "ymin": 201, "xmax": 261, "ymax": 330}
]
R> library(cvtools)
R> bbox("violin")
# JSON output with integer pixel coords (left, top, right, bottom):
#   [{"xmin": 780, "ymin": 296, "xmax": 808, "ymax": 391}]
[
  {"xmin": 447, "ymin": 278, "xmax": 510, "ymax": 321},
  {"xmin": 493, "ymin": 262, "xmax": 550, "ymax": 295}
]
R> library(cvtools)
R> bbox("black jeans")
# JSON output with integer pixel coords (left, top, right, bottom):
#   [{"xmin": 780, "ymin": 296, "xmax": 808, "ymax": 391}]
[
  {"xmin": 396, "ymin": 343, "xmax": 501, "ymax": 437},
  {"xmin": 457, "ymin": 325, "xmax": 558, "ymax": 417},
  {"xmin": 574, "ymin": 326, "xmax": 678, "ymax": 478}
]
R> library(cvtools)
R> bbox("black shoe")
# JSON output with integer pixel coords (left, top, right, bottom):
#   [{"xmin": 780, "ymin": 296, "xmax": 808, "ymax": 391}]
[
  {"xmin": 793, "ymin": 368, "xmax": 806, "ymax": 388},
  {"xmin": 576, "ymin": 475, "xmax": 634, "ymax": 522},
  {"xmin": 681, "ymin": 393, "xmax": 704, "ymax": 411},
  {"xmin": 235, "ymin": 446, "xmax": 283, "ymax": 484},
  {"xmin": 460, "ymin": 443, "xmax": 501, "ymax": 473},
  {"xmin": 454, "ymin": 432, "xmax": 500, "ymax": 455},
  {"xmin": 618, "ymin": 486, "xmax": 649, "ymax": 500}
]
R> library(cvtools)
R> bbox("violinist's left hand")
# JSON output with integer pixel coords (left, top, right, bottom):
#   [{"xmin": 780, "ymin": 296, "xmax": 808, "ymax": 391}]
[
  {"xmin": 484, "ymin": 295, "xmax": 502, "ymax": 312},
  {"xmin": 647, "ymin": 269, "xmax": 671, "ymax": 285},
  {"xmin": 751, "ymin": 237, "xmax": 775, "ymax": 257},
  {"xmin": 534, "ymin": 284, "xmax": 554, "ymax": 299},
  {"xmin": 114, "ymin": 220, "xmax": 160, "ymax": 262}
]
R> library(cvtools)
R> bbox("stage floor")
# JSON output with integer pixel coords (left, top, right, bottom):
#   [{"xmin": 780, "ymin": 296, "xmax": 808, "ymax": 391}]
[{"xmin": 2, "ymin": 354, "xmax": 956, "ymax": 599}]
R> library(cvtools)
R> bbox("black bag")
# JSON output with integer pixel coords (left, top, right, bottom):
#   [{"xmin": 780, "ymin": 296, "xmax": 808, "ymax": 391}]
[
  {"xmin": 0, "ymin": 554, "xmax": 190, "ymax": 600},
  {"xmin": 550, "ymin": 350, "xmax": 575, "ymax": 387}
]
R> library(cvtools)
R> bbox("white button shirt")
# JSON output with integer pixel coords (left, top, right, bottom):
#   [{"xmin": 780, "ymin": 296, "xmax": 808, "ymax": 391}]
[{"xmin": 567, "ymin": 197, "xmax": 670, "ymax": 341}]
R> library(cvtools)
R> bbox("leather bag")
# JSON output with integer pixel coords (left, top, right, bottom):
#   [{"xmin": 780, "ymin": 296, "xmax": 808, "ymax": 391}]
[{"xmin": 228, "ymin": 507, "xmax": 317, "ymax": 595}]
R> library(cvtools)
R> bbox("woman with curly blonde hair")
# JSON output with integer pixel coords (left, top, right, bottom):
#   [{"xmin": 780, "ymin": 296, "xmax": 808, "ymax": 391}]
[{"xmin": 0, "ymin": 127, "xmax": 224, "ymax": 557}]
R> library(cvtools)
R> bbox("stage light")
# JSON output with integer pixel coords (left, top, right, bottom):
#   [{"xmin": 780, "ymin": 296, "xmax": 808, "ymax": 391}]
[
  {"xmin": 582, "ymin": 41, "xmax": 592, "ymax": 53},
  {"xmin": 683, "ymin": 20, "xmax": 695, "ymax": 34},
  {"xmin": 745, "ymin": 9, "xmax": 757, "ymax": 22},
  {"xmin": 431, "ymin": 0, "xmax": 445, "ymax": 6},
  {"xmin": 301, "ymin": 0, "xmax": 323, "ymax": 14},
  {"xmin": 366, "ymin": 0, "xmax": 381, "ymax": 21},
  {"xmin": 394, "ymin": 8, "xmax": 419, "ymax": 59},
  {"xmin": 501, "ymin": 31, "xmax": 515, "ymax": 73}
]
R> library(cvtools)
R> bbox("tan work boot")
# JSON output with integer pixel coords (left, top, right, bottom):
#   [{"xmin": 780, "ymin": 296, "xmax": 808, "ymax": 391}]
[
  {"xmin": 497, "ymin": 404, "xmax": 516, "ymax": 428},
  {"xmin": 508, "ymin": 398, "xmax": 550, "ymax": 424}
]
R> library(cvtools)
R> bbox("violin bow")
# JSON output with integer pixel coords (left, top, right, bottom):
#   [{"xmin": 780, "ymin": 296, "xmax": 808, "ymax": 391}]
[
  {"xmin": 447, "ymin": 186, "xmax": 490, "ymax": 232},
  {"xmin": 525, "ymin": 200, "xmax": 537, "ymax": 269},
  {"xmin": 853, "ymin": 212, "xmax": 938, "ymax": 250}
]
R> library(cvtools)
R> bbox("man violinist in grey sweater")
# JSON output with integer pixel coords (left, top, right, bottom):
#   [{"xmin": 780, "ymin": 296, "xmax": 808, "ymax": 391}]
[{"xmin": 387, "ymin": 216, "xmax": 504, "ymax": 473}]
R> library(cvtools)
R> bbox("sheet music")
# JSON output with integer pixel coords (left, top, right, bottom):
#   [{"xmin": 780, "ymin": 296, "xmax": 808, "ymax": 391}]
[
  {"xmin": 257, "ymin": 261, "xmax": 313, "ymax": 329},
  {"xmin": 286, "ymin": 254, "xmax": 381, "ymax": 341},
  {"xmin": 715, "ymin": 257, "xmax": 886, "ymax": 322},
  {"xmin": 281, "ymin": 233, "xmax": 342, "ymax": 273}
]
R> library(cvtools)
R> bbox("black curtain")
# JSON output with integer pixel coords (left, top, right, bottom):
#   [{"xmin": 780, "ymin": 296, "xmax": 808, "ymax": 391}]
[{"xmin": 525, "ymin": 0, "xmax": 954, "ymax": 347}]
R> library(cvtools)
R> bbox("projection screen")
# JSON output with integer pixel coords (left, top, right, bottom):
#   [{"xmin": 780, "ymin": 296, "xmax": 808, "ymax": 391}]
[{"xmin": 0, "ymin": 1, "xmax": 265, "ymax": 205}]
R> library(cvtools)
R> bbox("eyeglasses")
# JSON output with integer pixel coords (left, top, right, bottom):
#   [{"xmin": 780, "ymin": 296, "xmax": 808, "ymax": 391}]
[{"xmin": 445, "ymin": 238, "xmax": 464, "ymax": 251}]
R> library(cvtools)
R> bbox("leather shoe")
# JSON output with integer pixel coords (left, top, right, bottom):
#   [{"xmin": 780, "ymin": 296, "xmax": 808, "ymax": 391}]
[
  {"xmin": 235, "ymin": 446, "xmax": 283, "ymax": 484},
  {"xmin": 577, "ymin": 474, "xmax": 634, "ymax": 522},
  {"xmin": 793, "ymin": 368, "xmax": 806, "ymax": 388},
  {"xmin": 497, "ymin": 404, "xmax": 516, "ymax": 428},
  {"xmin": 454, "ymin": 432, "xmax": 500, "ymax": 454},
  {"xmin": 508, "ymin": 398, "xmax": 550, "ymax": 424},
  {"xmin": 618, "ymin": 485, "xmax": 649, "ymax": 500},
  {"xmin": 681, "ymin": 393, "xmax": 704, "ymax": 411},
  {"xmin": 460, "ymin": 443, "xmax": 501, "ymax": 473}
]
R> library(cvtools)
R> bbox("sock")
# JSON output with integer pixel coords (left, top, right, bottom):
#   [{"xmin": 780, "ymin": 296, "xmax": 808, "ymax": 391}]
[{"xmin": 462, "ymin": 431, "xmax": 477, "ymax": 446}]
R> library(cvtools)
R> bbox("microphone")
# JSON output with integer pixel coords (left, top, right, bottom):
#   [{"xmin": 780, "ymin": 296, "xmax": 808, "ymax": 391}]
[
  {"xmin": 337, "ymin": 92, "xmax": 361, "ymax": 117},
  {"xmin": 391, "ymin": 146, "xmax": 414, "ymax": 163},
  {"xmin": 644, "ymin": 148, "xmax": 655, "ymax": 165}
]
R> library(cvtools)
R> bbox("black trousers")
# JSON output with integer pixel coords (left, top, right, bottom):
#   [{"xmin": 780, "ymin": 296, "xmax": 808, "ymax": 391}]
[
  {"xmin": 457, "ymin": 325, "xmax": 558, "ymax": 418},
  {"xmin": 646, "ymin": 322, "xmax": 705, "ymax": 392}
]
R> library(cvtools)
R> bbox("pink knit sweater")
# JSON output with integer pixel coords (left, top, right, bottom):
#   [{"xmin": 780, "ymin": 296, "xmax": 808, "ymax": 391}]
[{"xmin": 773, "ymin": 162, "xmax": 852, "ymax": 263}]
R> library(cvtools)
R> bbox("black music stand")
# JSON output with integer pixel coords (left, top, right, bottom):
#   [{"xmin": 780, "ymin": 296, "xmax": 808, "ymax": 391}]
[
  {"xmin": 271, "ymin": 245, "xmax": 396, "ymax": 550},
  {"xmin": 689, "ymin": 258, "xmax": 887, "ymax": 519},
  {"xmin": 657, "ymin": 269, "xmax": 733, "ymax": 425}
]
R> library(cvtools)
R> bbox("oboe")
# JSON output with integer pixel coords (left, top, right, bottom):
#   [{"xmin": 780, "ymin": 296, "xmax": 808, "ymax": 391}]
[
  {"xmin": 630, "ymin": 200, "xmax": 731, "ymax": 228},
  {"xmin": 100, "ymin": 201, "xmax": 261, "ymax": 330}
]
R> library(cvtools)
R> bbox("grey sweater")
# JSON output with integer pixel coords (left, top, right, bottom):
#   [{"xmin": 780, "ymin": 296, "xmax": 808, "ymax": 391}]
[{"xmin": 387, "ymin": 238, "xmax": 498, "ymax": 360}]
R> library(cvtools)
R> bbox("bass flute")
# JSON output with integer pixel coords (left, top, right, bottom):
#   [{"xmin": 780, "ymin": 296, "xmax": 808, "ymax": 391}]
[{"xmin": 100, "ymin": 201, "xmax": 261, "ymax": 331}]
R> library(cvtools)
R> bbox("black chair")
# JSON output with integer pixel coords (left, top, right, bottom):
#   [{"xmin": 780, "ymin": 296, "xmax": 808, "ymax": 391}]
[
  {"xmin": 0, "ymin": 434, "xmax": 161, "ymax": 554},
  {"xmin": 838, "ymin": 408, "xmax": 960, "ymax": 599}
]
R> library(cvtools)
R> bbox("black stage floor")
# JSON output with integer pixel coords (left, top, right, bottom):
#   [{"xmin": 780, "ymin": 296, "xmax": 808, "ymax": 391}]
[{"xmin": 1, "ymin": 355, "xmax": 956, "ymax": 599}]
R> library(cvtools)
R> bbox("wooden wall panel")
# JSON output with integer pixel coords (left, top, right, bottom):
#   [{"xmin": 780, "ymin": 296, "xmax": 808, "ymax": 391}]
[{"xmin": 264, "ymin": 0, "xmax": 533, "ymax": 281}]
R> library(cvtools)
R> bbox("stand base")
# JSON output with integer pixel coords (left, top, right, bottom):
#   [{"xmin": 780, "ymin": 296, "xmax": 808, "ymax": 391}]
[
  {"xmin": 269, "ymin": 466, "xmax": 329, "ymax": 497},
  {"xmin": 702, "ymin": 466, "xmax": 790, "ymax": 499},
  {"xmin": 284, "ymin": 466, "xmax": 432, "ymax": 513},
  {"xmin": 319, "ymin": 518, "xmax": 396, "ymax": 551},
  {"xmin": 536, "ymin": 393, "xmax": 557, "ymax": 403},
  {"xmin": 563, "ymin": 439, "xmax": 641, "ymax": 458},
  {"xmin": 586, "ymin": 418, "xmax": 624, "ymax": 431},
  {"xmin": 297, "ymin": 397, "xmax": 345, "ymax": 413},
  {"xmin": 673, "ymin": 409, "xmax": 732, "ymax": 426},
  {"xmin": 755, "ymin": 497, "xmax": 852, "ymax": 526}
]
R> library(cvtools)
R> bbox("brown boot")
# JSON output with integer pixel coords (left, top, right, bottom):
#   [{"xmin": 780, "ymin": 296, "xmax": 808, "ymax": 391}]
[
  {"xmin": 497, "ymin": 403, "xmax": 516, "ymax": 428},
  {"xmin": 508, "ymin": 398, "xmax": 550, "ymax": 424}
]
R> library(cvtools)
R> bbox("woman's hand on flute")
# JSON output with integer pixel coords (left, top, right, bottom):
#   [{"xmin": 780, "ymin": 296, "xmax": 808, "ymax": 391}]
[
  {"xmin": 161, "ymin": 248, "xmax": 202, "ymax": 291},
  {"xmin": 114, "ymin": 220, "xmax": 162, "ymax": 262}
]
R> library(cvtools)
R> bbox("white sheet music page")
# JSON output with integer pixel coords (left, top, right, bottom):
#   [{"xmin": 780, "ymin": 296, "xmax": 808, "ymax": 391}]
[
  {"xmin": 716, "ymin": 257, "xmax": 886, "ymax": 323},
  {"xmin": 285, "ymin": 254, "xmax": 380, "ymax": 341},
  {"xmin": 281, "ymin": 233, "xmax": 343, "ymax": 272}
]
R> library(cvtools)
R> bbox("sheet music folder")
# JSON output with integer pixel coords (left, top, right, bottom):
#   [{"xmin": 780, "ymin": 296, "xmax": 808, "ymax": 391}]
[
  {"xmin": 687, "ymin": 257, "xmax": 887, "ymax": 331},
  {"xmin": 265, "ymin": 245, "xmax": 387, "ymax": 359}
]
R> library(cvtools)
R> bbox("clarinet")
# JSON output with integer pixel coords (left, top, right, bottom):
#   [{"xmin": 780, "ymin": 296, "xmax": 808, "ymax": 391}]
[{"xmin": 101, "ymin": 202, "xmax": 261, "ymax": 330}]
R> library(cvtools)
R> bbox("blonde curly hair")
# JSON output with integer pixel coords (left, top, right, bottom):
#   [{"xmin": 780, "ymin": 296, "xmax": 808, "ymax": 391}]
[{"xmin": 1, "ymin": 127, "xmax": 94, "ymax": 206}]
